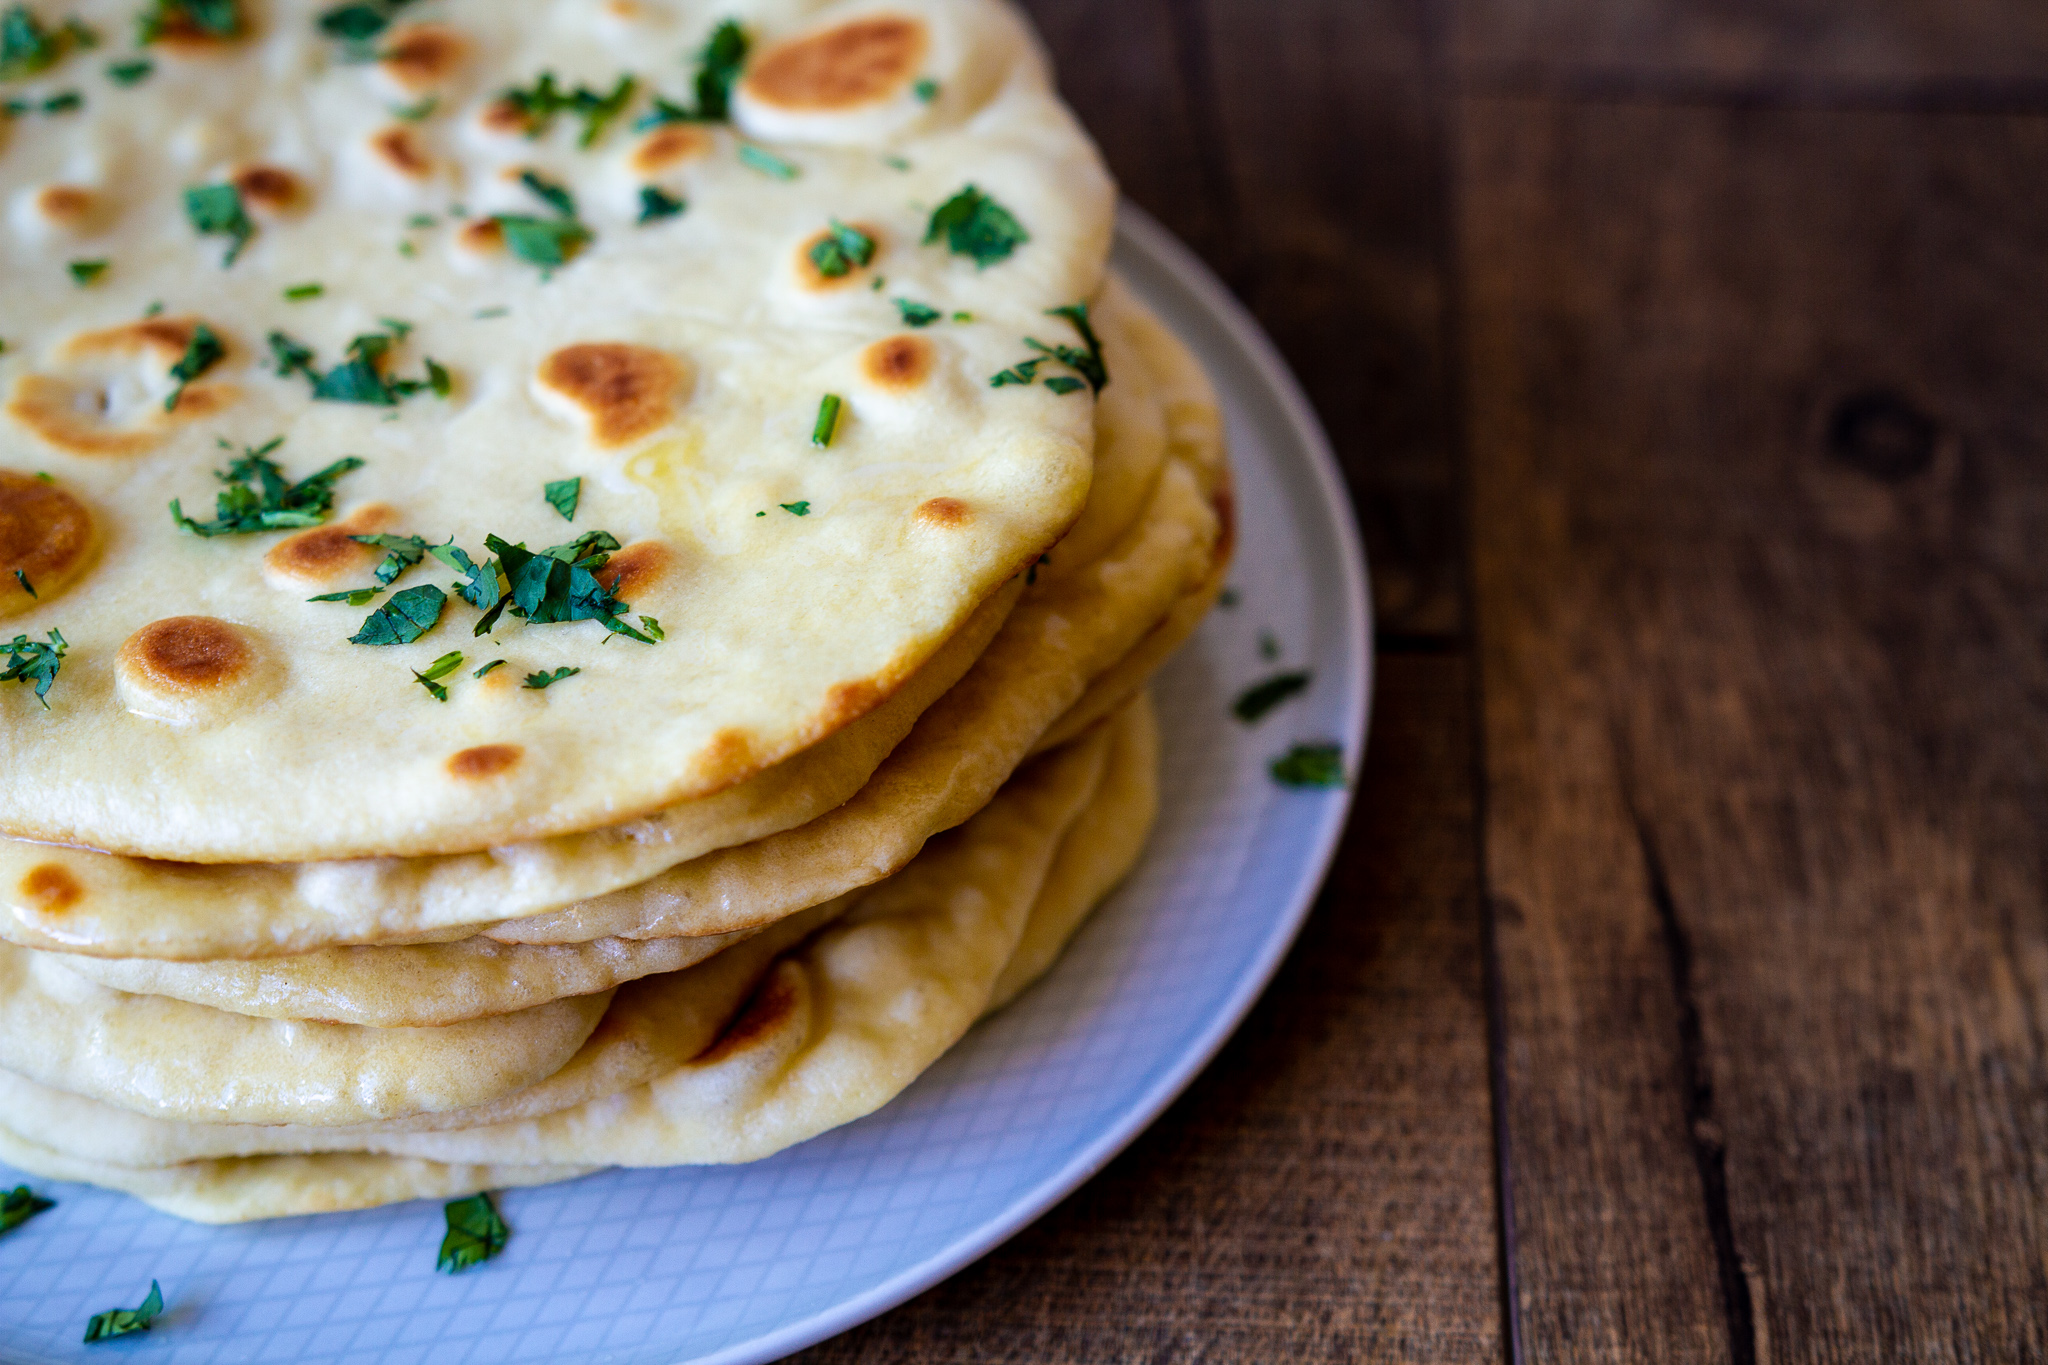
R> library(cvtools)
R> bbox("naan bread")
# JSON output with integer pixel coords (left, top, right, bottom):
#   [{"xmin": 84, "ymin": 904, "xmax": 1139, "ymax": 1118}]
[
  {"xmin": 0, "ymin": 0, "xmax": 1113, "ymax": 861},
  {"xmin": 0, "ymin": 695, "xmax": 1153, "ymax": 1200}
]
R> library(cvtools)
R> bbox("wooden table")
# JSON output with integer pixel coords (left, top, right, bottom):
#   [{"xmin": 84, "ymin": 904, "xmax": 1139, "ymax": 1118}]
[{"xmin": 800, "ymin": 2, "xmax": 2048, "ymax": 1358}]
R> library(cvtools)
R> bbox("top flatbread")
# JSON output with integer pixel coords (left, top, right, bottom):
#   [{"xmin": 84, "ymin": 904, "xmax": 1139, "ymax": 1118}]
[{"xmin": 0, "ymin": 0, "xmax": 1113, "ymax": 860}]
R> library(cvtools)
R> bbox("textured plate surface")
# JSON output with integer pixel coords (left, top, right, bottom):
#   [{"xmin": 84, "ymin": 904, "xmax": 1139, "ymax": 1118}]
[{"xmin": 0, "ymin": 206, "xmax": 1371, "ymax": 1365}]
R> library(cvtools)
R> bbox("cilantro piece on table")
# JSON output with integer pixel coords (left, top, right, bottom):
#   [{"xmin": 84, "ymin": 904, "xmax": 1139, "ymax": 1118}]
[
  {"xmin": 66, "ymin": 258, "xmax": 106, "ymax": 285},
  {"xmin": 543, "ymin": 477, "xmax": 580, "ymax": 521},
  {"xmin": 164, "ymin": 322, "xmax": 224, "ymax": 411},
  {"xmin": 349, "ymin": 582, "xmax": 445, "ymax": 645},
  {"xmin": 1269, "ymin": 742, "xmax": 1345, "ymax": 790},
  {"xmin": 522, "ymin": 665, "xmax": 579, "ymax": 690},
  {"xmin": 637, "ymin": 185, "xmax": 683, "ymax": 223},
  {"xmin": 139, "ymin": 0, "xmax": 239, "ymax": 44},
  {"xmin": 82, "ymin": 1280, "xmax": 162, "ymax": 1343},
  {"xmin": 810, "ymin": 393, "xmax": 841, "ymax": 447},
  {"xmin": 1, "ymin": 629, "xmax": 67, "ymax": 707},
  {"xmin": 1232, "ymin": 670, "xmax": 1312, "ymax": 723},
  {"xmin": 170, "ymin": 438, "xmax": 363, "ymax": 536},
  {"xmin": 0, "ymin": 1184, "xmax": 53, "ymax": 1235},
  {"xmin": 437, "ymin": 1192, "xmax": 508, "ymax": 1272},
  {"xmin": 894, "ymin": 298, "xmax": 941, "ymax": 327},
  {"xmin": 924, "ymin": 185, "xmax": 1027, "ymax": 268},
  {"xmin": 183, "ymin": 181, "xmax": 254, "ymax": 266},
  {"xmin": 105, "ymin": 56, "xmax": 151, "ymax": 83},
  {"xmin": 807, "ymin": 219, "xmax": 873, "ymax": 278},
  {"xmin": 412, "ymin": 648, "xmax": 463, "ymax": 700}
]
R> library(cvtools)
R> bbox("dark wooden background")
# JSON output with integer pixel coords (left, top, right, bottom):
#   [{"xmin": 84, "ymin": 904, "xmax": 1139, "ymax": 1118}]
[{"xmin": 798, "ymin": 1, "xmax": 2048, "ymax": 1359}]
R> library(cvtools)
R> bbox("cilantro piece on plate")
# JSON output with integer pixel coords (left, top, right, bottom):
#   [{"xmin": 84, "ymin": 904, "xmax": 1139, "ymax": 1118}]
[
  {"xmin": 0, "ymin": 1184, "xmax": 52, "ymax": 1235},
  {"xmin": 1232, "ymin": 670, "xmax": 1312, "ymax": 723},
  {"xmin": 82, "ymin": 1280, "xmax": 161, "ymax": 1343},
  {"xmin": 437, "ymin": 1193, "xmax": 508, "ymax": 1272},
  {"xmin": 1269, "ymin": 742, "xmax": 1345, "ymax": 789}
]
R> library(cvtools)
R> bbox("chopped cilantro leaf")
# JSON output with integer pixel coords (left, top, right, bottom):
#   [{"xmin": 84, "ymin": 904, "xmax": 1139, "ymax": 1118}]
[
  {"xmin": 437, "ymin": 1193, "xmax": 508, "ymax": 1272},
  {"xmin": 137, "ymin": 0, "xmax": 241, "ymax": 43},
  {"xmin": 66, "ymin": 258, "xmax": 106, "ymax": 285},
  {"xmin": 484, "ymin": 531, "xmax": 656, "ymax": 642},
  {"xmin": 881, "ymin": 153, "xmax": 911, "ymax": 171},
  {"xmin": 271, "ymin": 324, "xmax": 447, "ymax": 405},
  {"xmin": 1232, "ymin": 670, "xmax": 1311, "ymax": 723},
  {"xmin": 316, "ymin": 0, "xmax": 402, "ymax": 42},
  {"xmin": 737, "ymin": 143, "xmax": 797, "ymax": 180},
  {"xmin": 573, "ymin": 73, "xmax": 634, "ymax": 146},
  {"xmin": 473, "ymin": 306, "xmax": 508, "ymax": 319},
  {"xmin": 1035, "ymin": 300, "xmax": 1109, "ymax": 392},
  {"xmin": 267, "ymin": 330, "xmax": 318, "ymax": 380},
  {"xmin": 807, "ymin": 219, "xmax": 874, "ymax": 278},
  {"xmin": 473, "ymin": 658, "xmax": 505, "ymax": 678},
  {"xmin": 392, "ymin": 93, "xmax": 436, "ymax": 120},
  {"xmin": 913, "ymin": 77, "xmax": 938, "ymax": 102},
  {"xmin": 12, "ymin": 569, "xmax": 34, "ymax": 598},
  {"xmin": 952, "ymin": 311, "xmax": 973, "ymax": 322},
  {"xmin": 544, "ymin": 477, "xmax": 580, "ymax": 521},
  {"xmin": 0, "ymin": 628, "xmax": 66, "ymax": 708},
  {"xmin": 105, "ymin": 56, "xmax": 152, "ymax": 83},
  {"xmin": 989, "ymin": 358, "xmax": 1042, "ymax": 388},
  {"xmin": 170, "ymin": 440, "xmax": 363, "ymax": 536},
  {"xmin": 1218, "ymin": 586, "xmax": 1240, "ymax": 608},
  {"xmin": 522, "ymin": 665, "xmax": 579, "ymax": 689},
  {"xmin": 164, "ymin": 321, "xmax": 224, "ymax": 411},
  {"xmin": 412, "ymin": 648, "xmax": 464, "ymax": 701},
  {"xmin": 183, "ymin": 181, "xmax": 254, "ymax": 266},
  {"xmin": 1042, "ymin": 375, "xmax": 1083, "ymax": 395},
  {"xmin": 0, "ymin": 1184, "xmax": 52, "ymax": 1235},
  {"xmin": 397, "ymin": 240, "xmax": 416, "ymax": 257},
  {"xmin": 82, "ymin": 1280, "xmax": 162, "ymax": 1343},
  {"xmin": 283, "ymin": 281, "xmax": 323, "ymax": 300},
  {"xmin": 639, "ymin": 17, "xmax": 746, "ymax": 128},
  {"xmin": 350, "ymin": 582, "xmax": 445, "ymax": 645},
  {"xmin": 424, "ymin": 356, "xmax": 451, "ymax": 397},
  {"xmin": 638, "ymin": 616, "xmax": 663, "ymax": 641},
  {"xmin": 494, "ymin": 70, "xmax": 637, "ymax": 145},
  {"xmin": 38, "ymin": 86, "xmax": 77, "ymax": 111},
  {"xmin": 637, "ymin": 185, "xmax": 683, "ymax": 223},
  {"xmin": 894, "ymin": 298, "xmax": 941, "ymax": 327},
  {"xmin": 1, "ymin": 5, "xmax": 97, "ymax": 80},
  {"xmin": 350, "ymin": 532, "xmax": 431, "ymax": 586},
  {"xmin": 494, "ymin": 213, "xmax": 592, "ymax": 267},
  {"xmin": 1270, "ymin": 741, "xmax": 1345, "ymax": 789},
  {"xmin": 924, "ymin": 184, "xmax": 1027, "ymax": 268},
  {"xmin": 1259, "ymin": 630, "xmax": 1280, "ymax": 661},
  {"xmin": 518, "ymin": 168, "xmax": 576, "ymax": 217},
  {"xmin": 428, "ymin": 540, "xmax": 505, "ymax": 629},
  {"xmin": 811, "ymin": 392, "xmax": 842, "ymax": 447},
  {"xmin": 308, "ymin": 586, "xmax": 379, "ymax": 606},
  {"xmin": 779, "ymin": 500, "xmax": 809, "ymax": 516}
]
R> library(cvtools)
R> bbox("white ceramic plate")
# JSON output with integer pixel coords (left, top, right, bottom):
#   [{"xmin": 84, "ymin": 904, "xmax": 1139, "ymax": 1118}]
[{"xmin": 0, "ymin": 205, "xmax": 1372, "ymax": 1365}]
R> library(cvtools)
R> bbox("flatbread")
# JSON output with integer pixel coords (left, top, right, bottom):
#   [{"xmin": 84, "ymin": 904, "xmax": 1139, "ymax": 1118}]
[
  {"xmin": 0, "ymin": 696, "xmax": 1153, "ymax": 1201},
  {"xmin": 0, "ymin": 941, "xmax": 610, "ymax": 1125},
  {"xmin": 0, "ymin": 0, "xmax": 1113, "ymax": 862}
]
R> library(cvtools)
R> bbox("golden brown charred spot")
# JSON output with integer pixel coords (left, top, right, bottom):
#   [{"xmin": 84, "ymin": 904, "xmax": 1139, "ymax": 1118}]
[
  {"xmin": 478, "ymin": 97, "xmax": 529, "ymax": 135},
  {"xmin": 592, "ymin": 540, "xmax": 673, "ymax": 599},
  {"xmin": 794, "ymin": 222, "xmax": 882, "ymax": 291},
  {"xmin": 604, "ymin": 0, "xmax": 644, "ymax": 17},
  {"xmin": 448, "ymin": 744, "xmax": 523, "ymax": 779},
  {"xmin": 0, "ymin": 472, "xmax": 96, "ymax": 613},
  {"xmin": 145, "ymin": 5, "xmax": 247, "ymax": 54},
  {"xmin": 860, "ymin": 334, "xmax": 935, "ymax": 393},
  {"xmin": 456, "ymin": 217, "xmax": 505, "ymax": 253},
  {"xmin": 694, "ymin": 963, "xmax": 805, "ymax": 1064},
  {"xmin": 630, "ymin": 123, "xmax": 713, "ymax": 174},
  {"xmin": 697, "ymin": 726, "xmax": 759, "ymax": 788},
  {"xmin": 119, "ymin": 617, "xmax": 254, "ymax": 693},
  {"xmin": 34, "ymin": 185, "xmax": 99, "ymax": 230},
  {"xmin": 8, "ymin": 320, "xmax": 237, "ymax": 456},
  {"xmin": 743, "ymin": 15, "xmax": 929, "ymax": 111},
  {"xmin": 915, "ymin": 496, "xmax": 970, "ymax": 529},
  {"xmin": 368, "ymin": 125, "xmax": 433, "ymax": 179},
  {"xmin": 821, "ymin": 676, "xmax": 884, "ymax": 729},
  {"xmin": 231, "ymin": 163, "xmax": 302, "ymax": 213},
  {"xmin": 263, "ymin": 504, "xmax": 397, "ymax": 586},
  {"xmin": 62, "ymin": 315, "xmax": 210, "ymax": 363},
  {"xmin": 536, "ymin": 344, "xmax": 686, "ymax": 448},
  {"xmin": 161, "ymin": 384, "xmax": 235, "ymax": 418},
  {"xmin": 377, "ymin": 23, "xmax": 466, "ymax": 89},
  {"xmin": 19, "ymin": 864, "xmax": 82, "ymax": 917},
  {"xmin": 7, "ymin": 376, "xmax": 160, "ymax": 456}
]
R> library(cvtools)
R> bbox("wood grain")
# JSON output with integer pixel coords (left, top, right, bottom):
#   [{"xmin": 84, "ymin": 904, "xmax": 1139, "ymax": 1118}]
[
  {"xmin": 792, "ymin": 658, "xmax": 1500, "ymax": 1363},
  {"xmin": 1462, "ymin": 96, "xmax": 2048, "ymax": 1361}
]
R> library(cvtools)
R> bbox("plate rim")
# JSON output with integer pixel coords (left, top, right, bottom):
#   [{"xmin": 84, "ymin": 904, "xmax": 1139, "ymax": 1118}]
[{"xmin": 704, "ymin": 202, "xmax": 1377, "ymax": 1365}]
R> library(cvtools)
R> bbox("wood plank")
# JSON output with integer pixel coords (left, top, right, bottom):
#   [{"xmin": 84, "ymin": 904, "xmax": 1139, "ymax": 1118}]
[
  {"xmin": 1451, "ymin": 0, "xmax": 2048, "ymax": 89},
  {"xmin": 793, "ymin": 655, "xmax": 1501, "ymax": 1363},
  {"xmin": 1462, "ymin": 95, "xmax": 2048, "ymax": 1361}
]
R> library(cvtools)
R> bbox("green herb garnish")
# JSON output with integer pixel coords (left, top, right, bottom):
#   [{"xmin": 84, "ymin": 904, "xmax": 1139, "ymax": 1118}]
[
  {"xmin": 807, "ymin": 219, "xmax": 873, "ymax": 278},
  {"xmin": 522, "ymin": 665, "xmax": 579, "ymax": 689},
  {"xmin": 350, "ymin": 582, "xmax": 445, "ymax": 645},
  {"xmin": 989, "ymin": 358, "xmax": 1042, "ymax": 388},
  {"xmin": 183, "ymin": 181, "xmax": 253, "ymax": 265},
  {"xmin": 0, "ymin": 1184, "xmax": 53, "ymax": 1234},
  {"xmin": 1270, "ymin": 741, "xmax": 1345, "ymax": 789},
  {"xmin": 1042, "ymin": 376, "xmax": 1083, "ymax": 394},
  {"xmin": 494, "ymin": 214, "xmax": 592, "ymax": 267},
  {"xmin": 495, "ymin": 70, "xmax": 637, "ymax": 146},
  {"xmin": 0, "ymin": 4, "xmax": 93, "ymax": 79},
  {"xmin": 924, "ymin": 184, "xmax": 1027, "ymax": 268},
  {"xmin": 169, "ymin": 438, "xmax": 363, "ymax": 536},
  {"xmin": 894, "ymin": 298, "xmax": 941, "ymax": 327},
  {"xmin": 82, "ymin": 1280, "xmax": 162, "ymax": 1343},
  {"xmin": 412, "ymin": 648, "xmax": 464, "ymax": 700},
  {"xmin": 105, "ymin": 56, "xmax": 151, "ymax": 83},
  {"xmin": 269, "ymin": 324, "xmax": 448, "ymax": 405},
  {"xmin": 912, "ymin": 77, "xmax": 937, "ymax": 102},
  {"xmin": 66, "ymin": 257, "xmax": 106, "ymax": 285},
  {"xmin": 437, "ymin": 1192, "xmax": 508, "ymax": 1272},
  {"xmin": 637, "ymin": 185, "xmax": 683, "ymax": 224},
  {"xmin": 638, "ymin": 17, "xmax": 746, "ymax": 128},
  {"xmin": 473, "ymin": 658, "xmax": 505, "ymax": 678},
  {"xmin": 308, "ymin": 586, "xmax": 379, "ymax": 606},
  {"xmin": 38, "ymin": 85, "xmax": 77, "ymax": 111},
  {"xmin": 12, "ymin": 569, "xmax": 34, "ymax": 598},
  {"xmin": 779, "ymin": 500, "xmax": 809, "ymax": 517},
  {"xmin": 1, "ymin": 628, "xmax": 66, "ymax": 707},
  {"xmin": 544, "ymin": 477, "xmax": 580, "ymax": 521},
  {"xmin": 881, "ymin": 153, "xmax": 911, "ymax": 171},
  {"xmin": 1218, "ymin": 586, "xmax": 1240, "ymax": 608},
  {"xmin": 163, "ymin": 321, "xmax": 224, "ymax": 411},
  {"xmin": 1232, "ymin": 670, "xmax": 1311, "ymax": 723},
  {"xmin": 391, "ymin": 93, "xmax": 436, "ymax": 119},
  {"xmin": 811, "ymin": 392, "xmax": 841, "ymax": 447},
  {"xmin": 283, "ymin": 281, "xmax": 323, "ymax": 300},
  {"xmin": 350, "ymin": 532, "xmax": 431, "ymax": 586},
  {"xmin": 315, "ymin": 0, "xmax": 413, "ymax": 42},
  {"xmin": 1028, "ymin": 301, "xmax": 1108, "ymax": 392},
  {"xmin": 138, "ymin": 0, "xmax": 239, "ymax": 43},
  {"xmin": 489, "ymin": 530, "xmax": 656, "ymax": 642},
  {"xmin": 517, "ymin": 168, "xmax": 576, "ymax": 217},
  {"xmin": 737, "ymin": 142, "xmax": 797, "ymax": 180},
  {"xmin": 1258, "ymin": 631, "xmax": 1280, "ymax": 661},
  {"xmin": 638, "ymin": 616, "xmax": 663, "ymax": 641}
]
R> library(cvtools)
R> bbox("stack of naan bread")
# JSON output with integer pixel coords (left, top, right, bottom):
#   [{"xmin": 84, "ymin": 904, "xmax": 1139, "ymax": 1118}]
[{"xmin": 0, "ymin": 0, "xmax": 1229, "ymax": 1221}]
